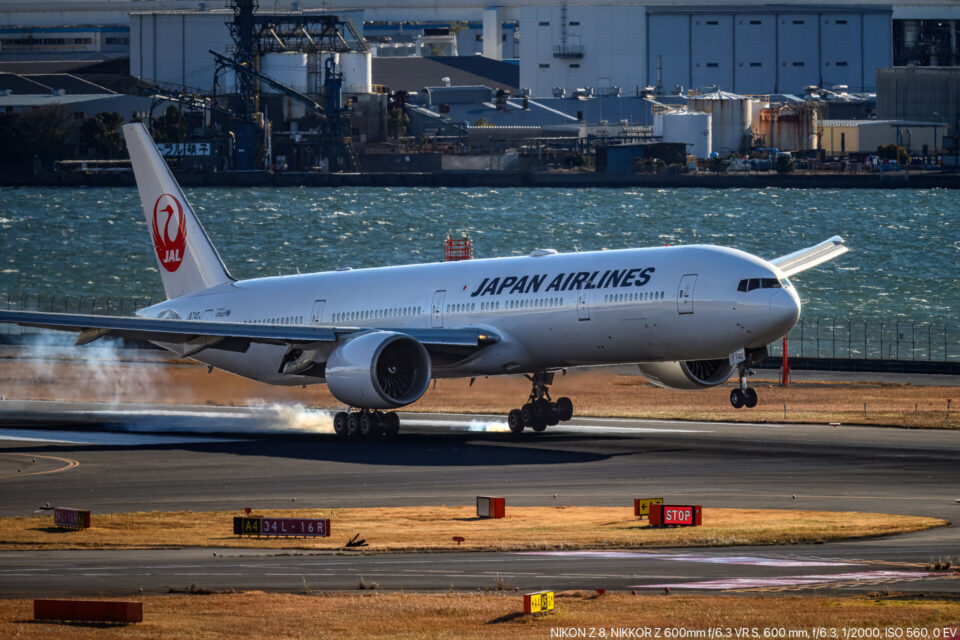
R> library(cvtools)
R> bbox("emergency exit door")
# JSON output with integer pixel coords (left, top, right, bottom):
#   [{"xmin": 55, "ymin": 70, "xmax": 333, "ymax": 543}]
[{"xmin": 677, "ymin": 274, "xmax": 697, "ymax": 314}]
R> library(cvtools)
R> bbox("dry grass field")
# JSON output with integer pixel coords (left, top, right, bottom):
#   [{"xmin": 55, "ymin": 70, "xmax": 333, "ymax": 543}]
[
  {"xmin": 2, "ymin": 349, "xmax": 958, "ymax": 428},
  {"xmin": 0, "ymin": 506, "xmax": 945, "ymax": 551},
  {"xmin": 2, "ymin": 592, "xmax": 960, "ymax": 639}
]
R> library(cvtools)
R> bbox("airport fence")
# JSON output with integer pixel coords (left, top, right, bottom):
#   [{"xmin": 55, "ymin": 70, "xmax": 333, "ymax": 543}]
[
  {"xmin": 0, "ymin": 293, "xmax": 157, "ymax": 343},
  {"xmin": 0, "ymin": 293, "xmax": 958, "ymax": 364},
  {"xmin": 770, "ymin": 317, "xmax": 960, "ymax": 363}
]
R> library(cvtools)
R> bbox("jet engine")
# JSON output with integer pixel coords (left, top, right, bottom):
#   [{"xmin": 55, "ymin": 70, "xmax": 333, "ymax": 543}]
[
  {"xmin": 637, "ymin": 359, "xmax": 736, "ymax": 390},
  {"xmin": 325, "ymin": 331, "xmax": 432, "ymax": 409}
]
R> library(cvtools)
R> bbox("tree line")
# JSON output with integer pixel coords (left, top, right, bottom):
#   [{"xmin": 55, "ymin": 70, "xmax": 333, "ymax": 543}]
[{"xmin": 0, "ymin": 105, "xmax": 189, "ymax": 173}]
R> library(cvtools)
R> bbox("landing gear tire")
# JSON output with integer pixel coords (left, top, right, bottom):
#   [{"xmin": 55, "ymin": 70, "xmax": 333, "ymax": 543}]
[
  {"xmin": 383, "ymin": 412, "xmax": 400, "ymax": 437},
  {"xmin": 556, "ymin": 397, "xmax": 573, "ymax": 422},
  {"xmin": 333, "ymin": 411, "xmax": 348, "ymax": 436},
  {"xmin": 359, "ymin": 412, "xmax": 376, "ymax": 437},
  {"xmin": 520, "ymin": 403, "xmax": 536, "ymax": 428},
  {"xmin": 730, "ymin": 388, "xmax": 746, "ymax": 409},
  {"xmin": 533, "ymin": 399, "xmax": 553, "ymax": 428},
  {"xmin": 744, "ymin": 387, "xmax": 758, "ymax": 408},
  {"xmin": 508, "ymin": 409, "xmax": 524, "ymax": 433},
  {"xmin": 347, "ymin": 412, "xmax": 361, "ymax": 437}
]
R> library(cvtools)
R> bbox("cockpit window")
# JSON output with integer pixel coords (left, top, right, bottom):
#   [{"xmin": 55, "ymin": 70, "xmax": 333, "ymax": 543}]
[{"xmin": 738, "ymin": 278, "xmax": 784, "ymax": 292}]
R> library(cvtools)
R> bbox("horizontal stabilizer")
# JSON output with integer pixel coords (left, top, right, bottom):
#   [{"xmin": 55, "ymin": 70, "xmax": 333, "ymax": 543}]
[{"xmin": 771, "ymin": 235, "xmax": 848, "ymax": 277}]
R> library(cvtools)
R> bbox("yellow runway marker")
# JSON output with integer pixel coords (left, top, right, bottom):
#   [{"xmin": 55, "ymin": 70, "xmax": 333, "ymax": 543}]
[{"xmin": 0, "ymin": 453, "xmax": 79, "ymax": 480}]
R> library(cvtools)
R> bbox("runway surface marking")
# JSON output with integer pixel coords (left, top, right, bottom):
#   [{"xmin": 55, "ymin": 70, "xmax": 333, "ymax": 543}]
[
  {"xmin": 521, "ymin": 551, "xmax": 852, "ymax": 567},
  {"xmin": 0, "ymin": 453, "xmax": 79, "ymax": 479},
  {"xmin": 412, "ymin": 419, "xmax": 713, "ymax": 434},
  {"xmin": 640, "ymin": 570, "xmax": 950, "ymax": 590},
  {"xmin": 651, "ymin": 490, "xmax": 953, "ymax": 503},
  {"xmin": 0, "ymin": 428, "xmax": 242, "ymax": 446}
]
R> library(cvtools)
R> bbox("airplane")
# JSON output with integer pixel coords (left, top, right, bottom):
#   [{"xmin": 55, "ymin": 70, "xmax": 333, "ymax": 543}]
[{"xmin": 0, "ymin": 123, "xmax": 848, "ymax": 438}]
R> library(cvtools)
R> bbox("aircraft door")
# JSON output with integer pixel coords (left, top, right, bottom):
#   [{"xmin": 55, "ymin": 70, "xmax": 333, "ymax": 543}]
[
  {"xmin": 577, "ymin": 292, "xmax": 590, "ymax": 321},
  {"xmin": 202, "ymin": 309, "xmax": 214, "ymax": 321},
  {"xmin": 677, "ymin": 274, "xmax": 697, "ymax": 314},
  {"xmin": 311, "ymin": 299, "xmax": 326, "ymax": 325},
  {"xmin": 431, "ymin": 290, "xmax": 445, "ymax": 328}
]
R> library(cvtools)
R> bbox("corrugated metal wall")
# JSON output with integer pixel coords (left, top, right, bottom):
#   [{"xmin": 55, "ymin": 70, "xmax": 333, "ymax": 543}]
[
  {"xmin": 646, "ymin": 7, "xmax": 891, "ymax": 95},
  {"xmin": 129, "ymin": 12, "xmax": 233, "ymax": 94},
  {"xmin": 877, "ymin": 67, "xmax": 960, "ymax": 126}
]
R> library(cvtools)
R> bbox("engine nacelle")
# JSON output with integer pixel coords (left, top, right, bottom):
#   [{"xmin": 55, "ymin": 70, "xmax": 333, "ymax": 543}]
[
  {"xmin": 325, "ymin": 331, "xmax": 432, "ymax": 409},
  {"xmin": 637, "ymin": 359, "xmax": 736, "ymax": 390}
]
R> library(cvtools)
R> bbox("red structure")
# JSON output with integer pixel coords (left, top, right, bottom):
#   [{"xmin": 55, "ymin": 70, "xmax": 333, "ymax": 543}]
[
  {"xmin": 35, "ymin": 599, "xmax": 142, "ymax": 624},
  {"xmin": 477, "ymin": 496, "xmax": 505, "ymax": 518},
  {"xmin": 53, "ymin": 508, "xmax": 91, "ymax": 530},
  {"xmin": 444, "ymin": 232, "xmax": 474, "ymax": 261},
  {"xmin": 781, "ymin": 336, "xmax": 790, "ymax": 386}
]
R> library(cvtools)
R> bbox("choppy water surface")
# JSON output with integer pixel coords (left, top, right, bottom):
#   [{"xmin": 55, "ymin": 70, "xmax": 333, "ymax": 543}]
[{"xmin": 1, "ymin": 186, "xmax": 957, "ymax": 323}]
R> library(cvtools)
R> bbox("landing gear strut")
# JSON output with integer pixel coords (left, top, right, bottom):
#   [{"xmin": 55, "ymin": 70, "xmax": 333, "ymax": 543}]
[
  {"xmin": 333, "ymin": 409, "xmax": 400, "ymax": 439},
  {"xmin": 730, "ymin": 364, "xmax": 758, "ymax": 409},
  {"xmin": 507, "ymin": 371, "xmax": 573, "ymax": 433}
]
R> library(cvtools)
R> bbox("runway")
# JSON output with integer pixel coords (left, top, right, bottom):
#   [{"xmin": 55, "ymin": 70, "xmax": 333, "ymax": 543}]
[{"xmin": 0, "ymin": 400, "xmax": 957, "ymax": 597}]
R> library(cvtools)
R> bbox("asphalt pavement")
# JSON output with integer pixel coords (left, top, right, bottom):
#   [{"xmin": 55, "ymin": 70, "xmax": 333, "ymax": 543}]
[{"xmin": 0, "ymin": 401, "xmax": 957, "ymax": 597}]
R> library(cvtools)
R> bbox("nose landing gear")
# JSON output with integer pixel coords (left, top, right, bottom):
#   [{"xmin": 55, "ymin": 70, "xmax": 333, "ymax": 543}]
[
  {"xmin": 507, "ymin": 371, "xmax": 573, "ymax": 433},
  {"xmin": 730, "ymin": 364, "xmax": 758, "ymax": 409}
]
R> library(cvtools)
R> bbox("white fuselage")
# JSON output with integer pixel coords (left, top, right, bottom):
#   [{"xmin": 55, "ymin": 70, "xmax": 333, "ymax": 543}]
[{"xmin": 140, "ymin": 244, "xmax": 801, "ymax": 385}]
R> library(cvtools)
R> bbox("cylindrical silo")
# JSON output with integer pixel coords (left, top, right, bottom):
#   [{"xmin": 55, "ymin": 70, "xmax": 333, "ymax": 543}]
[
  {"xmin": 661, "ymin": 111, "xmax": 712, "ymax": 159},
  {"xmin": 688, "ymin": 90, "xmax": 752, "ymax": 155},
  {"xmin": 339, "ymin": 50, "xmax": 372, "ymax": 93},
  {"xmin": 260, "ymin": 52, "xmax": 309, "ymax": 94}
]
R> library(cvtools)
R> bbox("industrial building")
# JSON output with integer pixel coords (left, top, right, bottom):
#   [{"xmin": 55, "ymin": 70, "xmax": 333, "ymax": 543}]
[
  {"xmin": 819, "ymin": 119, "xmax": 944, "ymax": 156},
  {"xmin": 877, "ymin": 67, "xmax": 960, "ymax": 134},
  {"xmin": 1, "ymin": 0, "xmax": 958, "ymax": 178},
  {"xmin": 4, "ymin": 0, "xmax": 960, "ymax": 99}
]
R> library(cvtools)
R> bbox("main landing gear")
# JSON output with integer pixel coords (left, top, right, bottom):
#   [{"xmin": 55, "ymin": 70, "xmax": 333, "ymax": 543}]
[
  {"xmin": 507, "ymin": 371, "xmax": 573, "ymax": 433},
  {"xmin": 333, "ymin": 409, "xmax": 400, "ymax": 439},
  {"xmin": 729, "ymin": 364, "xmax": 758, "ymax": 409}
]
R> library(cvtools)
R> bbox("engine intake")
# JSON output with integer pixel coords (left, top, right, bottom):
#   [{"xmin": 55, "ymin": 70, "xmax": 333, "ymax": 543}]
[
  {"xmin": 325, "ymin": 331, "xmax": 431, "ymax": 409},
  {"xmin": 637, "ymin": 359, "xmax": 736, "ymax": 390}
]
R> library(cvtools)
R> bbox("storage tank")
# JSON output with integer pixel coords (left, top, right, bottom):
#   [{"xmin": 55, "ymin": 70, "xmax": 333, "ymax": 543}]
[
  {"xmin": 340, "ymin": 51, "xmax": 373, "ymax": 93},
  {"xmin": 688, "ymin": 90, "xmax": 752, "ymax": 155},
  {"xmin": 656, "ymin": 111, "xmax": 712, "ymax": 159},
  {"xmin": 260, "ymin": 52, "xmax": 309, "ymax": 94},
  {"xmin": 759, "ymin": 104, "xmax": 819, "ymax": 152}
]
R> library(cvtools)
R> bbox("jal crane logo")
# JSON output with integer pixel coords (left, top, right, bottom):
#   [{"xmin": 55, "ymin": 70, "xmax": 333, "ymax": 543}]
[{"xmin": 152, "ymin": 194, "xmax": 187, "ymax": 272}]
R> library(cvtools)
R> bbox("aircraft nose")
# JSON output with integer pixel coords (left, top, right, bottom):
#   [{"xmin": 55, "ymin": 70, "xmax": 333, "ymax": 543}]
[{"xmin": 769, "ymin": 288, "xmax": 800, "ymax": 333}]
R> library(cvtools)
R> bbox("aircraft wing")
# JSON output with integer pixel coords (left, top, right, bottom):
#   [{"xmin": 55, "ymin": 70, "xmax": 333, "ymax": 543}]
[
  {"xmin": 770, "ymin": 235, "xmax": 848, "ymax": 277},
  {"xmin": 0, "ymin": 310, "xmax": 499, "ymax": 357}
]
